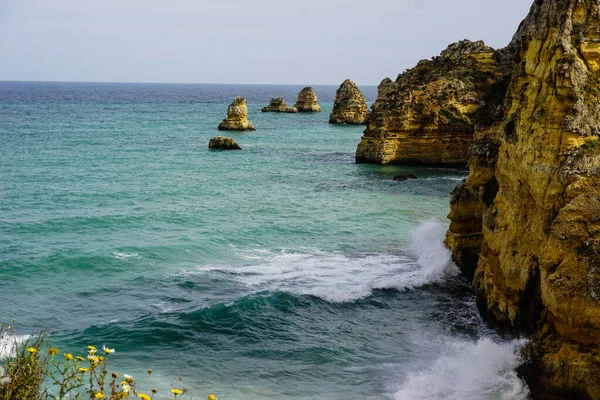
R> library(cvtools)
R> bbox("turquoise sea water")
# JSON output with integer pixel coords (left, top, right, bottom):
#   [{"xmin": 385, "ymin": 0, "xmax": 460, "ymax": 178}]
[{"xmin": 1, "ymin": 82, "xmax": 529, "ymax": 399}]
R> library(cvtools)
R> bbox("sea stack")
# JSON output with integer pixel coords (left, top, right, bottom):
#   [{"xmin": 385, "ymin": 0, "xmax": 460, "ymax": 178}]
[
  {"xmin": 218, "ymin": 96, "xmax": 255, "ymax": 131},
  {"xmin": 329, "ymin": 79, "xmax": 369, "ymax": 124},
  {"xmin": 447, "ymin": 1, "xmax": 600, "ymax": 398},
  {"xmin": 261, "ymin": 98, "xmax": 298, "ymax": 113},
  {"xmin": 355, "ymin": 40, "xmax": 500, "ymax": 166},
  {"xmin": 208, "ymin": 136, "xmax": 241, "ymax": 150},
  {"xmin": 294, "ymin": 87, "xmax": 321, "ymax": 112}
]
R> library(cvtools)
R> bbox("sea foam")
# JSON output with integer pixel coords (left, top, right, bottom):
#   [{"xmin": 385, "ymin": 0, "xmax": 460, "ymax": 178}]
[
  {"xmin": 393, "ymin": 338, "xmax": 529, "ymax": 400},
  {"xmin": 0, "ymin": 334, "xmax": 31, "ymax": 359},
  {"xmin": 188, "ymin": 219, "xmax": 459, "ymax": 303}
]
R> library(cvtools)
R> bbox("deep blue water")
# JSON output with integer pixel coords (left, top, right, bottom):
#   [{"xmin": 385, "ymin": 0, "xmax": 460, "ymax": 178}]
[{"xmin": 0, "ymin": 81, "xmax": 529, "ymax": 400}]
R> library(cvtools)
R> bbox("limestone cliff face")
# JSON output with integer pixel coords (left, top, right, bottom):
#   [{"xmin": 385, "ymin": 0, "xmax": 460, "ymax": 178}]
[
  {"xmin": 218, "ymin": 97, "xmax": 255, "ymax": 131},
  {"xmin": 262, "ymin": 98, "xmax": 298, "ymax": 113},
  {"xmin": 329, "ymin": 79, "xmax": 369, "ymax": 124},
  {"xmin": 294, "ymin": 87, "xmax": 322, "ymax": 112},
  {"xmin": 355, "ymin": 40, "xmax": 501, "ymax": 166},
  {"xmin": 447, "ymin": 1, "xmax": 600, "ymax": 398}
]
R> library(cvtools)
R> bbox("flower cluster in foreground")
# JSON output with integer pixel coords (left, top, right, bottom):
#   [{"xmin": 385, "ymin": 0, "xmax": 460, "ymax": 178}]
[{"xmin": 0, "ymin": 323, "xmax": 219, "ymax": 400}]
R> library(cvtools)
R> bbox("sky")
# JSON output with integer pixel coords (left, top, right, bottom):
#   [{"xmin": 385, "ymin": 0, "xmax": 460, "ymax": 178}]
[{"xmin": 0, "ymin": 0, "xmax": 533, "ymax": 85}]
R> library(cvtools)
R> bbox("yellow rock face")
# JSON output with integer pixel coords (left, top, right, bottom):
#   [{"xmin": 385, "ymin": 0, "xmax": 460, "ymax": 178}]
[
  {"xmin": 294, "ymin": 87, "xmax": 321, "ymax": 113},
  {"xmin": 329, "ymin": 79, "xmax": 369, "ymax": 125},
  {"xmin": 218, "ymin": 96, "xmax": 256, "ymax": 131},
  {"xmin": 356, "ymin": 40, "xmax": 501, "ymax": 166},
  {"xmin": 447, "ymin": 1, "xmax": 600, "ymax": 397}
]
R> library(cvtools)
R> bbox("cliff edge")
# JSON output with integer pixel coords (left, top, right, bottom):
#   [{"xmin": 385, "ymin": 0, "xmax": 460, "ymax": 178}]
[
  {"xmin": 355, "ymin": 40, "xmax": 501, "ymax": 166},
  {"xmin": 447, "ymin": 1, "xmax": 600, "ymax": 398}
]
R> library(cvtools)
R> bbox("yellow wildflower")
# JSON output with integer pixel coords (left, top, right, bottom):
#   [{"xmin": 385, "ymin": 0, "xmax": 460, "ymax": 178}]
[
  {"xmin": 47, "ymin": 347, "xmax": 60, "ymax": 356},
  {"xmin": 138, "ymin": 394, "xmax": 151, "ymax": 400},
  {"xmin": 78, "ymin": 368, "xmax": 89, "ymax": 372},
  {"xmin": 124, "ymin": 374, "xmax": 133, "ymax": 383},
  {"xmin": 76, "ymin": 356, "xmax": 86, "ymax": 361},
  {"xmin": 64, "ymin": 353, "xmax": 73, "ymax": 361},
  {"xmin": 172, "ymin": 389, "xmax": 183, "ymax": 395},
  {"xmin": 88, "ymin": 345, "xmax": 97, "ymax": 351},
  {"xmin": 208, "ymin": 394, "xmax": 218, "ymax": 400},
  {"xmin": 27, "ymin": 347, "xmax": 37, "ymax": 354},
  {"xmin": 122, "ymin": 383, "xmax": 131, "ymax": 393},
  {"xmin": 102, "ymin": 345, "xmax": 115, "ymax": 354},
  {"xmin": 95, "ymin": 392, "xmax": 104, "ymax": 399}
]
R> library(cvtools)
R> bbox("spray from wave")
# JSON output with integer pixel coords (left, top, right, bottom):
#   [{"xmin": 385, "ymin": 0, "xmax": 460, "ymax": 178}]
[
  {"xmin": 0, "ymin": 334, "xmax": 31, "ymax": 359},
  {"xmin": 394, "ymin": 338, "xmax": 529, "ymax": 400},
  {"xmin": 181, "ymin": 220, "xmax": 459, "ymax": 303}
]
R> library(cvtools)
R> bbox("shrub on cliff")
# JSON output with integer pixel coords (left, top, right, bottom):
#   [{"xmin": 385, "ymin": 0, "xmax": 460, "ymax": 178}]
[{"xmin": 0, "ymin": 323, "xmax": 217, "ymax": 400}]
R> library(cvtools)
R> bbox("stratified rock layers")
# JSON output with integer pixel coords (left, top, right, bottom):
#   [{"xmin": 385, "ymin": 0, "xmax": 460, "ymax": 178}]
[
  {"xmin": 355, "ymin": 40, "xmax": 500, "ymax": 166},
  {"xmin": 447, "ymin": 1, "xmax": 600, "ymax": 398},
  {"xmin": 294, "ymin": 87, "xmax": 322, "ymax": 112},
  {"xmin": 262, "ymin": 98, "xmax": 298, "ymax": 113},
  {"xmin": 329, "ymin": 79, "xmax": 369, "ymax": 124},
  {"xmin": 218, "ymin": 97, "xmax": 255, "ymax": 131}
]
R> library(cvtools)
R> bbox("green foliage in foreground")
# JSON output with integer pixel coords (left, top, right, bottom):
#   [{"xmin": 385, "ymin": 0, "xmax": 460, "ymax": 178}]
[{"xmin": 0, "ymin": 323, "xmax": 218, "ymax": 400}]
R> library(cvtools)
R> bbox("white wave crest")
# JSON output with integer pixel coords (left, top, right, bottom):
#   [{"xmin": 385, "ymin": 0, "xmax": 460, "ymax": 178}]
[
  {"xmin": 394, "ymin": 338, "xmax": 529, "ymax": 400},
  {"xmin": 187, "ymin": 220, "xmax": 459, "ymax": 303},
  {"xmin": 0, "ymin": 334, "xmax": 31, "ymax": 359},
  {"xmin": 112, "ymin": 252, "xmax": 140, "ymax": 260}
]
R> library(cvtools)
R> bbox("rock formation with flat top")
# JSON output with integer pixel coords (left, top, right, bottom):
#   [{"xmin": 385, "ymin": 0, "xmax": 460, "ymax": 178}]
[
  {"xmin": 261, "ymin": 98, "xmax": 298, "ymax": 113},
  {"xmin": 446, "ymin": 1, "xmax": 600, "ymax": 398},
  {"xmin": 218, "ymin": 97, "xmax": 255, "ymax": 131},
  {"xmin": 355, "ymin": 40, "xmax": 500, "ymax": 166},
  {"xmin": 329, "ymin": 79, "xmax": 369, "ymax": 124},
  {"xmin": 208, "ymin": 136, "xmax": 241, "ymax": 150},
  {"xmin": 294, "ymin": 87, "xmax": 322, "ymax": 112}
]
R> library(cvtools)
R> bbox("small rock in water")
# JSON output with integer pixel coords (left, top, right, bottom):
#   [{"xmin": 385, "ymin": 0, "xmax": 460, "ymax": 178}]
[
  {"xmin": 393, "ymin": 174, "xmax": 417, "ymax": 181},
  {"xmin": 262, "ymin": 98, "xmax": 298, "ymax": 113},
  {"xmin": 209, "ymin": 136, "xmax": 242, "ymax": 150}
]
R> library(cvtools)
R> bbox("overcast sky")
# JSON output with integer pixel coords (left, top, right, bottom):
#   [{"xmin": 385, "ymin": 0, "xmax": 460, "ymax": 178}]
[{"xmin": 0, "ymin": 0, "xmax": 532, "ymax": 85}]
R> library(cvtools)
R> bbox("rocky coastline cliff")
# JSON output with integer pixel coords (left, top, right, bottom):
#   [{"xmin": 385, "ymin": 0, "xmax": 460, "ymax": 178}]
[
  {"xmin": 355, "ymin": 40, "xmax": 501, "ymax": 166},
  {"xmin": 446, "ymin": 1, "xmax": 600, "ymax": 398}
]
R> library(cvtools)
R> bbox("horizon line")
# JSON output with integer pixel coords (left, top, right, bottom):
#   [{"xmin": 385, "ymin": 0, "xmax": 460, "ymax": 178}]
[{"xmin": 0, "ymin": 79, "xmax": 381, "ymax": 87}]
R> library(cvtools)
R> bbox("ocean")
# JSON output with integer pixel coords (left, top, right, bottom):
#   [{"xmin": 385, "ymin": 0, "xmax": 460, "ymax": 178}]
[{"xmin": 0, "ymin": 81, "xmax": 529, "ymax": 400}]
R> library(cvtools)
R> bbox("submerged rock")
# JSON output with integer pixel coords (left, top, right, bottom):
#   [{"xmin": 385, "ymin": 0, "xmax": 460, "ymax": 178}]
[
  {"xmin": 355, "ymin": 39, "xmax": 501, "ymax": 166},
  {"xmin": 446, "ymin": 1, "xmax": 600, "ymax": 398},
  {"xmin": 261, "ymin": 98, "xmax": 298, "ymax": 113},
  {"xmin": 329, "ymin": 79, "xmax": 369, "ymax": 124},
  {"xmin": 294, "ymin": 87, "xmax": 322, "ymax": 112},
  {"xmin": 218, "ymin": 97, "xmax": 256, "ymax": 131},
  {"xmin": 208, "ymin": 136, "xmax": 241, "ymax": 150},
  {"xmin": 393, "ymin": 174, "xmax": 417, "ymax": 181}
]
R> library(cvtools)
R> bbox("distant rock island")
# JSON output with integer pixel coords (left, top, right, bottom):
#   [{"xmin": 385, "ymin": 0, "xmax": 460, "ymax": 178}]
[
  {"xmin": 294, "ymin": 87, "xmax": 322, "ymax": 112},
  {"xmin": 209, "ymin": 136, "xmax": 241, "ymax": 150},
  {"xmin": 329, "ymin": 79, "xmax": 369, "ymax": 125},
  {"xmin": 355, "ymin": 39, "xmax": 500, "ymax": 166},
  {"xmin": 262, "ymin": 98, "xmax": 298, "ymax": 113},
  {"xmin": 218, "ymin": 96, "xmax": 256, "ymax": 131}
]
